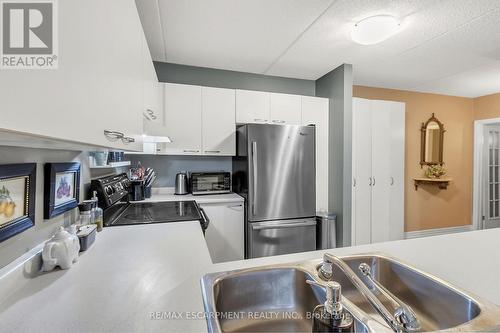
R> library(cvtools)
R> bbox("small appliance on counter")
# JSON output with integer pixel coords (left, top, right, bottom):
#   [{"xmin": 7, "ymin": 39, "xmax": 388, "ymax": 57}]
[
  {"xmin": 190, "ymin": 172, "xmax": 231, "ymax": 195},
  {"xmin": 175, "ymin": 172, "xmax": 189, "ymax": 195}
]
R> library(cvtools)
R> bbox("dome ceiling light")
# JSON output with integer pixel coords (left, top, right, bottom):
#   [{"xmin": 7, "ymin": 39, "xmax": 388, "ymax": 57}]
[{"xmin": 351, "ymin": 15, "xmax": 401, "ymax": 45}]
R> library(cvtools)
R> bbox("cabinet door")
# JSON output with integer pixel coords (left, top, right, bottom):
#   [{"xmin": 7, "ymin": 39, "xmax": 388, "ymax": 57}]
[
  {"xmin": 352, "ymin": 98, "xmax": 372, "ymax": 245},
  {"xmin": 370, "ymin": 101, "xmax": 392, "ymax": 244},
  {"xmin": 235, "ymin": 90, "xmax": 270, "ymax": 124},
  {"xmin": 0, "ymin": 0, "xmax": 144, "ymax": 151},
  {"xmin": 270, "ymin": 93, "xmax": 302, "ymax": 125},
  {"xmin": 161, "ymin": 83, "xmax": 202, "ymax": 155},
  {"xmin": 89, "ymin": 0, "xmax": 144, "ymax": 151},
  {"xmin": 301, "ymin": 96, "xmax": 329, "ymax": 212},
  {"xmin": 142, "ymin": 31, "xmax": 163, "ymax": 125},
  {"xmin": 389, "ymin": 102, "xmax": 405, "ymax": 241},
  {"xmin": 202, "ymin": 87, "xmax": 236, "ymax": 156},
  {"xmin": 201, "ymin": 202, "xmax": 245, "ymax": 263}
]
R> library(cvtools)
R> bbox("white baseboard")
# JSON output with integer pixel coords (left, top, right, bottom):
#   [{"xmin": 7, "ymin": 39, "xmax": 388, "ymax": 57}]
[{"xmin": 405, "ymin": 225, "xmax": 474, "ymax": 239}]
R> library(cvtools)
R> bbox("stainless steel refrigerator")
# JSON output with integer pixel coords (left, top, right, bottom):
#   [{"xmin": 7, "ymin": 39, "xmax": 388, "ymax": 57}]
[{"xmin": 233, "ymin": 124, "xmax": 316, "ymax": 258}]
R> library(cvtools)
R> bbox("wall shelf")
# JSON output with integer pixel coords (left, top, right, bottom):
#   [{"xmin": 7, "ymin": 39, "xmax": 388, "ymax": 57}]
[
  {"xmin": 413, "ymin": 177, "xmax": 452, "ymax": 190},
  {"xmin": 89, "ymin": 161, "xmax": 131, "ymax": 169}
]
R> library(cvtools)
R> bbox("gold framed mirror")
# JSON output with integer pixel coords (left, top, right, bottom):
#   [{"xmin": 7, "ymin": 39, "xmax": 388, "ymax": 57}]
[{"xmin": 420, "ymin": 113, "xmax": 445, "ymax": 167}]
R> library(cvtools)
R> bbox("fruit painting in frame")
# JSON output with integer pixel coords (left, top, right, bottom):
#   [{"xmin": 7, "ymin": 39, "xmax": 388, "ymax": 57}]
[
  {"xmin": 44, "ymin": 163, "xmax": 80, "ymax": 219},
  {"xmin": 0, "ymin": 163, "xmax": 36, "ymax": 243}
]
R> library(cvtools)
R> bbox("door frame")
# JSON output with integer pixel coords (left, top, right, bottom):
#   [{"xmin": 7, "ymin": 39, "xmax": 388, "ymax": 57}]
[{"xmin": 473, "ymin": 117, "xmax": 500, "ymax": 230}]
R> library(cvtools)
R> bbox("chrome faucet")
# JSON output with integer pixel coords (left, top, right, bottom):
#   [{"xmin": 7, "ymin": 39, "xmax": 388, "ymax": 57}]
[{"xmin": 318, "ymin": 253, "xmax": 421, "ymax": 333}]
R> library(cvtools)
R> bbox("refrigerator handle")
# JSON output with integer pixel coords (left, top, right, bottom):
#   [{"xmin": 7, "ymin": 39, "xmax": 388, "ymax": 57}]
[
  {"xmin": 252, "ymin": 220, "xmax": 317, "ymax": 230},
  {"xmin": 252, "ymin": 141, "xmax": 258, "ymax": 216}
]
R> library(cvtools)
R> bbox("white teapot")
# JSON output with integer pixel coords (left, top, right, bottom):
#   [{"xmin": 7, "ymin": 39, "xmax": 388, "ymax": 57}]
[{"xmin": 42, "ymin": 226, "xmax": 80, "ymax": 271}]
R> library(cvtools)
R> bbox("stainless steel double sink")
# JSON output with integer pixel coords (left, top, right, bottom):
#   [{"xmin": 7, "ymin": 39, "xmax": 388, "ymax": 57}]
[{"xmin": 201, "ymin": 254, "xmax": 500, "ymax": 332}]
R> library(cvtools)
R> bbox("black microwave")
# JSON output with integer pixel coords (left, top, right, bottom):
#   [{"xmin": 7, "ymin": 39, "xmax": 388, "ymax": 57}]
[{"xmin": 190, "ymin": 172, "xmax": 231, "ymax": 195}]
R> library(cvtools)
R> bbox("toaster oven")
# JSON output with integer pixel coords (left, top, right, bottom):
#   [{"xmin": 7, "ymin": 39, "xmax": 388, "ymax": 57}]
[{"xmin": 190, "ymin": 172, "xmax": 231, "ymax": 195}]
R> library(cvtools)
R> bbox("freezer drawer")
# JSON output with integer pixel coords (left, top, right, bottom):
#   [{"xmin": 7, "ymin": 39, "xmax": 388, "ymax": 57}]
[{"xmin": 248, "ymin": 218, "xmax": 316, "ymax": 259}]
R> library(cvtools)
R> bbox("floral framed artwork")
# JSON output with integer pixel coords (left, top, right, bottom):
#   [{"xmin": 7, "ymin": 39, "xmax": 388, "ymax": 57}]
[
  {"xmin": 44, "ymin": 163, "xmax": 81, "ymax": 219},
  {"xmin": 0, "ymin": 163, "xmax": 36, "ymax": 243}
]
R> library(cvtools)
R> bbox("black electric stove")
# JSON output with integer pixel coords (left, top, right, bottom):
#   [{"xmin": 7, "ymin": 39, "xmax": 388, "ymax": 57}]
[{"xmin": 90, "ymin": 174, "xmax": 209, "ymax": 231}]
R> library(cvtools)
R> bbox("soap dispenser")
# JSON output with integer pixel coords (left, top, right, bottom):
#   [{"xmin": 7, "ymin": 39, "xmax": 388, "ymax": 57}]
[{"xmin": 306, "ymin": 279, "xmax": 354, "ymax": 333}]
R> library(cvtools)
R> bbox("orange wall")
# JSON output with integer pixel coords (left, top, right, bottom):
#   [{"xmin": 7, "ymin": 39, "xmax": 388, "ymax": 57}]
[
  {"xmin": 353, "ymin": 86, "xmax": 474, "ymax": 232},
  {"xmin": 474, "ymin": 93, "xmax": 500, "ymax": 120}
]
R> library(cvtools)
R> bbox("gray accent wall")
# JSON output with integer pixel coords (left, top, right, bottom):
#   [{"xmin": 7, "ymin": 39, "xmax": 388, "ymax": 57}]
[
  {"xmin": 127, "ymin": 155, "xmax": 232, "ymax": 187},
  {"xmin": 150, "ymin": 61, "xmax": 316, "ymax": 187},
  {"xmin": 0, "ymin": 147, "xmax": 92, "ymax": 269},
  {"xmin": 315, "ymin": 64, "xmax": 353, "ymax": 248},
  {"xmin": 154, "ymin": 62, "xmax": 315, "ymax": 96}
]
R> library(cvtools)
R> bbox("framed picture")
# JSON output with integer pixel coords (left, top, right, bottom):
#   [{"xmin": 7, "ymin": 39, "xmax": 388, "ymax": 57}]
[
  {"xmin": 44, "ymin": 163, "xmax": 81, "ymax": 219},
  {"xmin": 0, "ymin": 163, "xmax": 36, "ymax": 243}
]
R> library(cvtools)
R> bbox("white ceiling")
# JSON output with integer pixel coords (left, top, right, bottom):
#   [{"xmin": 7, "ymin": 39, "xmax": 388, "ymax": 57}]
[{"xmin": 135, "ymin": 0, "xmax": 500, "ymax": 98}]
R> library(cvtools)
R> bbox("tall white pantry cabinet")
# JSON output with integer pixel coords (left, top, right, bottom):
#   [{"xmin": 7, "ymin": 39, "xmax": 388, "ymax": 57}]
[{"xmin": 352, "ymin": 98, "xmax": 405, "ymax": 245}]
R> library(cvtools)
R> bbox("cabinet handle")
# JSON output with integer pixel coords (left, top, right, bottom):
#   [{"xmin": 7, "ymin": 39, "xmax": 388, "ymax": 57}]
[
  {"xmin": 183, "ymin": 149, "xmax": 200, "ymax": 153},
  {"xmin": 353, "ymin": 178, "xmax": 356, "ymax": 187},
  {"xmin": 369, "ymin": 177, "xmax": 372, "ymax": 186},
  {"xmin": 272, "ymin": 120, "xmax": 285, "ymax": 124},
  {"xmin": 205, "ymin": 150, "xmax": 221, "ymax": 153},
  {"xmin": 254, "ymin": 118, "xmax": 267, "ymax": 123},
  {"xmin": 228, "ymin": 204, "xmax": 243, "ymax": 208},
  {"xmin": 390, "ymin": 177, "xmax": 394, "ymax": 186},
  {"xmin": 122, "ymin": 136, "xmax": 135, "ymax": 144},
  {"xmin": 146, "ymin": 109, "xmax": 157, "ymax": 120},
  {"xmin": 372, "ymin": 177, "xmax": 376, "ymax": 186},
  {"xmin": 228, "ymin": 204, "xmax": 243, "ymax": 211},
  {"xmin": 104, "ymin": 130, "xmax": 124, "ymax": 140}
]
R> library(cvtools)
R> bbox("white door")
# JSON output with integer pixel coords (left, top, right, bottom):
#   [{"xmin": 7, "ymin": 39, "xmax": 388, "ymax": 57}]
[
  {"xmin": 235, "ymin": 90, "xmax": 270, "ymax": 124},
  {"xmin": 201, "ymin": 202, "xmax": 245, "ymax": 263},
  {"xmin": 370, "ymin": 101, "xmax": 392, "ymax": 243},
  {"xmin": 162, "ymin": 83, "xmax": 202, "ymax": 155},
  {"xmin": 389, "ymin": 102, "xmax": 405, "ymax": 241},
  {"xmin": 352, "ymin": 98, "xmax": 372, "ymax": 245},
  {"xmin": 202, "ymin": 87, "xmax": 236, "ymax": 156},
  {"xmin": 301, "ymin": 96, "xmax": 329, "ymax": 213},
  {"xmin": 270, "ymin": 93, "xmax": 302, "ymax": 125},
  {"xmin": 483, "ymin": 125, "xmax": 500, "ymax": 229}
]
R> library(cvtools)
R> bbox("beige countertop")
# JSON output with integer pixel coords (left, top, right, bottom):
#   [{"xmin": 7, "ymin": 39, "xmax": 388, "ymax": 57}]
[{"xmin": 1, "ymin": 221, "xmax": 500, "ymax": 333}]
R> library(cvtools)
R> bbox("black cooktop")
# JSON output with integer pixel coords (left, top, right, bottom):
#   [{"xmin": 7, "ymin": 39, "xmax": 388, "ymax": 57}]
[{"xmin": 106, "ymin": 201, "xmax": 202, "ymax": 227}]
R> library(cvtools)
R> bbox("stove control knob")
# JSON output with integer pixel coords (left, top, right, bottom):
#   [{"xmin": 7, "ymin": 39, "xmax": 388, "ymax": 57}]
[{"xmin": 105, "ymin": 186, "xmax": 113, "ymax": 196}]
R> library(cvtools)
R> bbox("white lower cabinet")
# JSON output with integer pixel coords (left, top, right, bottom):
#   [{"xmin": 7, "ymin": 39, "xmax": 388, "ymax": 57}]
[
  {"xmin": 352, "ymin": 98, "xmax": 405, "ymax": 245},
  {"xmin": 200, "ymin": 201, "xmax": 244, "ymax": 263},
  {"xmin": 301, "ymin": 96, "xmax": 329, "ymax": 213}
]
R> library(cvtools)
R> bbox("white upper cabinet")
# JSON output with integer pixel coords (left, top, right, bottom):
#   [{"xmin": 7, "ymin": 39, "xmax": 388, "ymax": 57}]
[
  {"xmin": 161, "ymin": 83, "xmax": 202, "ymax": 155},
  {"xmin": 202, "ymin": 87, "xmax": 236, "ymax": 156},
  {"xmin": 270, "ymin": 93, "xmax": 302, "ymax": 125},
  {"xmin": 0, "ymin": 0, "xmax": 145, "ymax": 151},
  {"xmin": 301, "ymin": 96, "xmax": 329, "ymax": 213},
  {"xmin": 235, "ymin": 90, "xmax": 270, "ymax": 124},
  {"xmin": 142, "ymin": 31, "xmax": 163, "ymax": 125}
]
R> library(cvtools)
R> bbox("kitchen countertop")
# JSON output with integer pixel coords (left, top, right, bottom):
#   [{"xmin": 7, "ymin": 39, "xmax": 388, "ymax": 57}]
[{"xmin": 2, "ymin": 223, "xmax": 500, "ymax": 333}]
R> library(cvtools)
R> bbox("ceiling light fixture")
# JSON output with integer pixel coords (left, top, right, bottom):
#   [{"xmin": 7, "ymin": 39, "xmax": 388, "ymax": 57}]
[{"xmin": 351, "ymin": 15, "xmax": 401, "ymax": 45}]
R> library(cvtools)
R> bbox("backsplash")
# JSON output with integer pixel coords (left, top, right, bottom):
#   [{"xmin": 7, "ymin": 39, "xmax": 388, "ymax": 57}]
[
  {"xmin": 0, "ymin": 146, "xmax": 92, "ymax": 269},
  {"xmin": 126, "ymin": 155, "xmax": 232, "ymax": 187}
]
